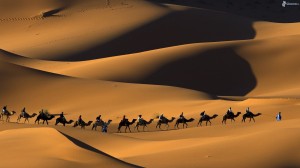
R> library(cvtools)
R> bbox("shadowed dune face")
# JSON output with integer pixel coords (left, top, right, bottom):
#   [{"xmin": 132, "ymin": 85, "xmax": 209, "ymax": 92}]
[
  {"xmin": 151, "ymin": 0, "xmax": 300, "ymax": 23},
  {"xmin": 124, "ymin": 47, "xmax": 257, "ymax": 96},
  {"xmin": 52, "ymin": 7, "xmax": 255, "ymax": 61}
]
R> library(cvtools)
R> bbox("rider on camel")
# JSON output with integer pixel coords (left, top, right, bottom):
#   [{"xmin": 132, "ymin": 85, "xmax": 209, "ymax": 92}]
[
  {"xmin": 60, "ymin": 112, "xmax": 66, "ymax": 122},
  {"xmin": 96, "ymin": 115, "xmax": 101, "ymax": 123},
  {"xmin": 138, "ymin": 115, "xmax": 143, "ymax": 124},
  {"xmin": 78, "ymin": 115, "xmax": 83, "ymax": 125}
]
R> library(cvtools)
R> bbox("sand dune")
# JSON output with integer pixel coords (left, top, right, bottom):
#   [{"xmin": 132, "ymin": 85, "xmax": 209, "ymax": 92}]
[
  {"xmin": 2, "ymin": 34, "xmax": 300, "ymax": 97},
  {"xmin": 0, "ymin": 127, "xmax": 139, "ymax": 168},
  {"xmin": 0, "ymin": 58, "xmax": 213, "ymax": 123},
  {"xmin": 1, "ymin": 0, "xmax": 300, "ymax": 167},
  {"xmin": 1, "ymin": 0, "xmax": 300, "ymax": 61}
]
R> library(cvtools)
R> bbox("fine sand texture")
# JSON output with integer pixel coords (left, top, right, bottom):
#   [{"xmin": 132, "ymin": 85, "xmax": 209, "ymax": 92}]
[{"xmin": 1, "ymin": 0, "xmax": 300, "ymax": 167}]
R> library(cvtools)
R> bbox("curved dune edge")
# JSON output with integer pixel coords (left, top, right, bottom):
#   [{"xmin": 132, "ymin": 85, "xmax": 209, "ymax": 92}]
[
  {"xmin": 2, "ymin": 34, "xmax": 300, "ymax": 97},
  {"xmin": 1, "ymin": 102, "xmax": 300, "ymax": 168},
  {"xmin": 0, "ymin": 58, "xmax": 214, "ymax": 124},
  {"xmin": 1, "ymin": 0, "xmax": 300, "ymax": 61},
  {"xmin": 0, "ymin": 127, "xmax": 141, "ymax": 168}
]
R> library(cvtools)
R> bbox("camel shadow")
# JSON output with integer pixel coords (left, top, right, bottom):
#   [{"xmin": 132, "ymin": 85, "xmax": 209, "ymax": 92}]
[{"xmin": 58, "ymin": 131, "xmax": 143, "ymax": 168}]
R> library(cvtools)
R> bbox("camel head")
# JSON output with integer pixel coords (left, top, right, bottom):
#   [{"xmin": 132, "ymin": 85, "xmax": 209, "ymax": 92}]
[
  {"xmin": 69, "ymin": 120, "xmax": 74, "ymax": 123},
  {"xmin": 107, "ymin": 120, "xmax": 112, "ymax": 125},
  {"xmin": 212, "ymin": 114, "xmax": 218, "ymax": 118},
  {"xmin": 187, "ymin": 118, "xmax": 195, "ymax": 122},
  {"xmin": 237, "ymin": 112, "xmax": 241, "ymax": 115},
  {"xmin": 86, "ymin": 121, "xmax": 93, "ymax": 126}
]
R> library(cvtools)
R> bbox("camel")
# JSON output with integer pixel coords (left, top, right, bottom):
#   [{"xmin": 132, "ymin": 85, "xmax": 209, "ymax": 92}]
[
  {"xmin": 242, "ymin": 112, "xmax": 262, "ymax": 123},
  {"xmin": 55, "ymin": 117, "xmax": 74, "ymax": 126},
  {"xmin": 117, "ymin": 119, "xmax": 137, "ymax": 133},
  {"xmin": 198, "ymin": 114, "xmax": 218, "ymax": 126},
  {"xmin": 174, "ymin": 118, "xmax": 195, "ymax": 129},
  {"xmin": 73, "ymin": 120, "xmax": 93, "ymax": 129},
  {"xmin": 92, "ymin": 119, "xmax": 112, "ymax": 131},
  {"xmin": 35, "ymin": 113, "xmax": 55, "ymax": 125},
  {"xmin": 222, "ymin": 112, "xmax": 241, "ymax": 124},
  {"xmin": 17, "ymin": 112, "xmax": 37, "ymax": 123},
  {"xmin": 134, "ymin": 119, "xmax": 154, "ymax": 132},
  {"xmin": 1, "ymin": 110, "xmax": 16, "ymax": 122},
  {"xmin": 156, "ymin": 117, "xmax": 176, "ymax": 130}
]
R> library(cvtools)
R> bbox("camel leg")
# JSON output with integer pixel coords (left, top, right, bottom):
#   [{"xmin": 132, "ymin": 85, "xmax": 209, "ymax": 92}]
[
  {"xmin": 128, "ymin": 126, "xmax": 131, "ymax": 132},
  {"xmin": 209, "ymin": 120, "xmax": 212, "ymax": 126},
  {"xmin": 185, "ymin": 123, "xmax": 188, "ymax": 128},
  {"xmin": 252, "ymin": 117, "xmax": 255, "ymax": 123}
]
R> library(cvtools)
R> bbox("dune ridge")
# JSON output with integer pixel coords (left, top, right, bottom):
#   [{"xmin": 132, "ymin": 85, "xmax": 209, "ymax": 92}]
[
  {"xmin": 0, "ymin": 127, "xmax": 141, "ymax": 168},
  {"xmin": 1, "ymin": 0, "xmax": 300, "ymax": 168}
]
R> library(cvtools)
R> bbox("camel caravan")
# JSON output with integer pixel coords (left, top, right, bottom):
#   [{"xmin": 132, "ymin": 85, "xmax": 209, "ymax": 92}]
[{"xmin": 1, "ymin": 105, "xmax": 263, "ymax": 133}]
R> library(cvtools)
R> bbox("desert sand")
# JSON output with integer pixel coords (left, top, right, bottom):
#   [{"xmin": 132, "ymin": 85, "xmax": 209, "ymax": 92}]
[{"xmin": 1, "ymin": 0, "xmax": 300, "ymax": 167}]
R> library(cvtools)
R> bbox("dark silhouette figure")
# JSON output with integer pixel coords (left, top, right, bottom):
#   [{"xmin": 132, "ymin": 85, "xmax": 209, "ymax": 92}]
[
  {"xmin": 55, "ymin": 118, "xmax": 74, "ymax": 126},
  {"xmin": 156, "ymin": 117, "xmax": 176, "ymax": 130},
  {"xmin": 198, "ymin": 114, "xmax": 218, "ymax": 126},
  {"xmin": 2, "ymin": 110, "xmax": 16, "ymax": 122},
  {"xmin": 92, "ymin": 120, "xmax": 112, "ymax": 131},
  {"xmin": 73, "ymin": 120, "xmax": 93, "ymax": 129},
  {"xmin": 134, "ymin": 119, "xmax": 154, "ymax": 132},
  {"xmin": 101, "ymin": 120, "xmax": 113, "ymax": 133},
  {"xmin": 92, "ymin": 119, "xmax": 112, "ymax": 131},
  {"xmin": 222, "ymin": 112, "xmax": 241, "ymax": 124},
  {"xmin": 17, "ymin": 111, "xmax": 37, "ymax": 123},
  {"xmin": 35, "ymin": 112, "xmax": 55, "ymax": 125},
  {"xmin": 117, "ymin": 119, "xmax": 137, "ymax": 133},
  {"xmin": 174, "ymin": 118, "xmax": 195, "ymax": 129},
  {"xmin": 242, "ymin": 112, "xmax": 262, "ymax": 123},
  {"xmin": 1, "ymin": 106, "xmax": 16, "ymax": 122}
]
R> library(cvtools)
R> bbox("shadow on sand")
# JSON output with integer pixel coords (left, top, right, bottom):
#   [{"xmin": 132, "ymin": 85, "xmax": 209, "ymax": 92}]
[
  {"xmin": 120, "ymin": 46, "xmax": 257, "ymax": 96},
  {"xmin": 58, "ymin": 131, "xmax": 143, "ymax": 168},
  {"xmin": 53, "ymin": 6, "xmax": 255, "ymax": 61}
]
